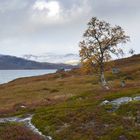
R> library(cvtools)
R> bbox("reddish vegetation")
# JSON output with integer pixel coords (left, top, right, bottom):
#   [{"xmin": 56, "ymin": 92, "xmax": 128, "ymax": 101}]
[
  {"xmin": 0, "ymin": 124, "xmax": 44, "ymax": 140},
  {"xmin": 0, "ymin": 54, "xmax": 139, "ymax": 140}
]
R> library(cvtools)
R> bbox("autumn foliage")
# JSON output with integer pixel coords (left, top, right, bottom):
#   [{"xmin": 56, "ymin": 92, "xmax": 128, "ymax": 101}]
[{"xmin": 79, "ymin": 17, "xmax": 130, "ymax": 88}]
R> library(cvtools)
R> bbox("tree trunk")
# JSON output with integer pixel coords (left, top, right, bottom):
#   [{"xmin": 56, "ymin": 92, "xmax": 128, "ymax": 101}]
[
  {"xmin": 100, "ymin": 72, "xmax": 109, "ymax": 90},
  {"xmin": 99, "ymin": 50, "xmax": 109, "ymax": 90},
  {"xmin": 100, "ymin": 63, "xmax": 109, "ymax": 90},
  {"xmin": 101, "ymin": 72, "xmax": 107, "ymax": 86}
]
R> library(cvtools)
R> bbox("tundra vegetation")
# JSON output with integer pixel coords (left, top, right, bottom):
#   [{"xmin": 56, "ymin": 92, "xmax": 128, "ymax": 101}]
[
  {"xmin": 0, "ymin": 18, "xmax": 139, "ymax": 140},
  {"xmin": 0, "ymin": 54, "xmax": 139, "ymax": 140}
]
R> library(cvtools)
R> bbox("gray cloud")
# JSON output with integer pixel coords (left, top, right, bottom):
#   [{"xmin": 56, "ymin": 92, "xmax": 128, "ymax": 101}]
[
  {"xmin": 92, "ymin": 0, "xmax": 140, "ymax": 16},
  {"xmin": 0, "ymin": 0, "xmax": 140, "ymax": 56}
]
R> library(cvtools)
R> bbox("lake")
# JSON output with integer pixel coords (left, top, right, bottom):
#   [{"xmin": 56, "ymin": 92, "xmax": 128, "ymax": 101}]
[{"xmin": 0, "ymin": 70, "xmax": 56, "ymax": 84}]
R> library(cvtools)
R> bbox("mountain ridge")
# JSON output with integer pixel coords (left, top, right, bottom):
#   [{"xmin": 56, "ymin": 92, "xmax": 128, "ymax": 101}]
[{"xmin": 0, "ymin": 54, "xmax": 75, "ymax": 70}]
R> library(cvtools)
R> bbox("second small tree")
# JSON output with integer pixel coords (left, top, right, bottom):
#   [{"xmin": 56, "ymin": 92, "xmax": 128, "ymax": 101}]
[{"xmin": 79, "ymin": 17, "xmax": 130, "ymax": 89}]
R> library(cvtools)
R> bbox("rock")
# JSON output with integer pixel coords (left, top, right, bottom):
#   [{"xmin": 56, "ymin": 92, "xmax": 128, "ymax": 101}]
[
  {"xmin": 120, "ymin": 80, "xmax": 126, "ymax": 87},
  {"xmin": 47, "ymin": 136, "xmax": 53, "ymax": 140},
  {"xmin": 133, "ymin": 96, "xmax": 140, "ymax": 101},
  {"xmin": 20, "ymin": 105, "xmax": 26, "ymax": 108},
  {"xmin": 13, "ymin": 103, "xmax": 27, "ymax": 111},
  {"xmin": 112, "ymin": 68, "xmax": 120, "ymax": 74},
  {"xmin": 101, "ymin": 100, "xmax": 110, "ymax": 105},
  {"xmin": 101, "ymin": 96, "xmax": 140, "ymax": 112},
  {"xmin": 56, "ymin": 67, "xmax": 65, "ymax": 73},
  {"xmin": 110, "ymin": 97, "xmax": 132, "ymax": 106}
]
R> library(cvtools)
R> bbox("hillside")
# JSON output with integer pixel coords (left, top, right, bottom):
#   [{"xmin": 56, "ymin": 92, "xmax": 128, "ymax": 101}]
[
  {"xmin": 0, "ymin": 54, "xmax": 74, "ymax": 69},
  {"xmin": 0, "ymin": 54, "xmax": 140, "ymax": 140}
]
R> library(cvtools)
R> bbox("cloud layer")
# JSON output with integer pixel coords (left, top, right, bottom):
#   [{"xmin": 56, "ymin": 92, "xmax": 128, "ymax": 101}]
[
  {"xmin": 32, "ymin": 0, "xmax": 61, "ymax": 23},
  {"xmin": 0, "ymin": 0, "xmax": 139, "ymax": 56}
]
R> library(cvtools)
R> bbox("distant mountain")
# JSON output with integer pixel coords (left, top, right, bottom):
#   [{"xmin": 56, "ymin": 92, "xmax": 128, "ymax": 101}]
[
  {"xmin": 0, "ymin": 54, "xmax": 75, "ymax": 70},
  {"xmin": 22, "ymin": 53, "xmax": 80, "ymax": 65}
]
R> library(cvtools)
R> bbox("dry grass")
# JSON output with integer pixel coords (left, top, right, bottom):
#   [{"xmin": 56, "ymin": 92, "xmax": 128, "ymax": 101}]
[{"xmin": 0, "ymin": 54, "xmax": 140, "ymax": 140}]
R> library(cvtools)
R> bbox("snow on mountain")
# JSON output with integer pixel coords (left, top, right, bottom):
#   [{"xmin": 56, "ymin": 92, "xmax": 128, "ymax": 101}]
[
  {"xmin": 22, "ymin": 53, "xmax": 80, "ymax": 65},
  {"xmin": 0, "ymin": 54, "xmax": 74, "ymax": 70}
]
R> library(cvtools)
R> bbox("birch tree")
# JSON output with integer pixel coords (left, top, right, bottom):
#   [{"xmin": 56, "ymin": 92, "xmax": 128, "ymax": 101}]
[{"xmin": 79, "ymin": 17, "xmax": 130, "ymax": 89}]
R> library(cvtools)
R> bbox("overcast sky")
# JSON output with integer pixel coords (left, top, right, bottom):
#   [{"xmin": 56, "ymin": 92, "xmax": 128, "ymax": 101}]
[{"xmin": 0, "ymin": 0, "xmax": 140, "ymax": 56}]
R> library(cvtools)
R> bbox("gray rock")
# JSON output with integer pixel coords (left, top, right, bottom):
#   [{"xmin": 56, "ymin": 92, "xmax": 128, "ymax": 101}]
[
  {"xmin": 120, "ymin": 80, "xmax": 126, "ymax": 87},
  {"xmin": 110, "ymin": 97, "xmax": 132, "ymax": 106},
  {"xmin": 20, "ymin": 105, "xmax": 26, "ymax": 108},
  {"xmin": 101, "ymin": 95, "xmax": 140, "ymax": 112},
  {"xmin": 101, "ymin": 100, "xmax": 110, "ymax": 105},
  {"xmin": 133, "ymin": 96, "xmax": 140, "ymax": 101}
]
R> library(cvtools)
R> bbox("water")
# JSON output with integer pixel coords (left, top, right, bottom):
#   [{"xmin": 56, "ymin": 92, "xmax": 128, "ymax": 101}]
[{"xmin": 0, "ymin": 70, "xmax": 56, "ymax": 84}]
